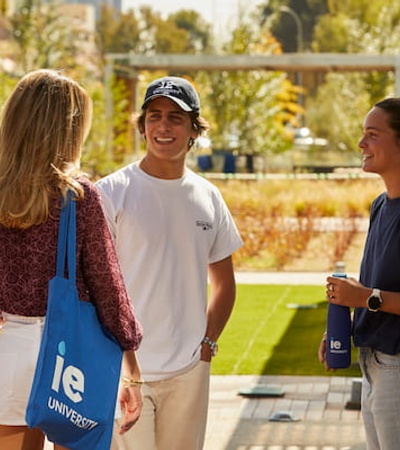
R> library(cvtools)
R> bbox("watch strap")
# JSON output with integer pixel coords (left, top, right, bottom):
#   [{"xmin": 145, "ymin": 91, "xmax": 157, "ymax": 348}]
[
  {"xmin": 202, "ymin": 336, "xmax": 218, "ymax": 356},
  {"xmin": 367, "ymin": 288, "xmax": 382, "ymax": 312}
]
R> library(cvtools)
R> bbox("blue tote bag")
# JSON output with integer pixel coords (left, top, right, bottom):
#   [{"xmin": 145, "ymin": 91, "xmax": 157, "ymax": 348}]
[{"xmin": 26, "ymin": 193, "xmax": 123, "ymax": 449}]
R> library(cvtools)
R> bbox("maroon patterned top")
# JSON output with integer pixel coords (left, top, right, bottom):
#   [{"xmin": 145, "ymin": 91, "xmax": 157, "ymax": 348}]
[{"xmin": 0, "ymin": 178, "xmax": 142, "ymax": 351}]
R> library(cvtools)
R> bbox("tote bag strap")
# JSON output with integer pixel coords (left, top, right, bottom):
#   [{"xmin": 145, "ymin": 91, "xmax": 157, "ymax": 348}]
[{"xmin": 56, "ymin": 191, "xmax": 77, "ymax": 283}]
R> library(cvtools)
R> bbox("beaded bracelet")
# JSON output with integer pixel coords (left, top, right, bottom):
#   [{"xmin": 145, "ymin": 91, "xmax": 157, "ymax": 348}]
[{"xmin": 121, "ymin": 376, "xmax": 145, "ymax": 388}]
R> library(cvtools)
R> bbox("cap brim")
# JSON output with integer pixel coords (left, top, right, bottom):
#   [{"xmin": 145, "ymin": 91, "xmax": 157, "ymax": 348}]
[{"xmin": 142, "ymin": 94, "xmax": 193, "ymax": 112}]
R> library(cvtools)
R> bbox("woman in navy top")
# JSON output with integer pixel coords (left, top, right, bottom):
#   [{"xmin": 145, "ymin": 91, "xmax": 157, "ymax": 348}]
[{"xmin": 319, "ymin": 97, "xmax": 400, "ymax": 450}]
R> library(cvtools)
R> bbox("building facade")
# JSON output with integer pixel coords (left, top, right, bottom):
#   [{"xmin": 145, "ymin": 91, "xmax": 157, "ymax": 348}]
[{"xmin": 63, "ymin": 0, "xmax": 121, "ymax": 18}]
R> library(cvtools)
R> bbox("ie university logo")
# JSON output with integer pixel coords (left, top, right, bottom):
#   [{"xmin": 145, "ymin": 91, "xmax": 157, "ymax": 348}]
[{"xmin": 51, "ymin": 340, "xmax": 85, "ymax": 403}]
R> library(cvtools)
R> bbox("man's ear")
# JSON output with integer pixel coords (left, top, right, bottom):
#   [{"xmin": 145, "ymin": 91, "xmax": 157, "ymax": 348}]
[
  {"xmin": 191, "ymin": 123, "xmax": 200, "ymax": 139},
  {"xmin": 138, "ymin": 124, "xmax": 146, "ymax": 138}
]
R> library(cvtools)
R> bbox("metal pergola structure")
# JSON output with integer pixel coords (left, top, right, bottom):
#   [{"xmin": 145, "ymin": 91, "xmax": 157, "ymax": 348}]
[
  {"xmin": 105, "ymin": 52, "xmax": 400, "ymax": 88},
  {"xmin": 104, "ymin": 53, "xmax": 400, "ymax": 154}
]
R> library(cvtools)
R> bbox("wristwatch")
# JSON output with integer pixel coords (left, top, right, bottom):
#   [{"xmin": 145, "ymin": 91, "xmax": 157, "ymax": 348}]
[
  {"xmin": 202, "ymin": 337, "xmax": 218, "ymax": 357},
  {"xmin": 367, "ymin": 288, "xmax": 382, "ymax": 312}
]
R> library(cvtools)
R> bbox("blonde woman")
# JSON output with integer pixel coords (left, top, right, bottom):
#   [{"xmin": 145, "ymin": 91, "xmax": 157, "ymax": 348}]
[{"xmin": 0, "ymin": 69, "xmax": 143, "ymax": 450}]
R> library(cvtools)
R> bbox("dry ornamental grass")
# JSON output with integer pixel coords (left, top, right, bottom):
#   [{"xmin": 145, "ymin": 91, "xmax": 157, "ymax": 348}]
[{"xmin": 212, "ymin": 176, "xmax": 384, "ymax": 272}]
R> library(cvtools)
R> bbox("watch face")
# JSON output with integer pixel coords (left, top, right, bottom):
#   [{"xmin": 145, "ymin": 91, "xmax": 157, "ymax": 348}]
[{"xmin": 368, "ymin": 295, "xmax": 381, "ymax": 311}]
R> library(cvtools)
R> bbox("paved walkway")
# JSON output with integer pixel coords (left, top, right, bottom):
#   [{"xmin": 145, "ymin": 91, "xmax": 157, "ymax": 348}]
[
  {"xmin": 45, "ymin": 374, "xmax": 366, "ymax": 450},
  {"xmin": 234, "ymin": 271, "xmax": 359, "ymax": 286},
  {"xmin": 205, "ymin": 374, "xmax": 365, "ymax": 450}
]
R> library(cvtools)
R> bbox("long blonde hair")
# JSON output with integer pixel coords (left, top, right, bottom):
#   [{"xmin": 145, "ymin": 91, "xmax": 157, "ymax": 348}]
[{"xmin": 0, "ymin": 69, "xmax": 92, "ymax": 228}]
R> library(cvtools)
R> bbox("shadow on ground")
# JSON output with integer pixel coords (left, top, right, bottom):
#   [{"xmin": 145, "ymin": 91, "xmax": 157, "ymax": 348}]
[{"xmin": 262, "ymin": 301, "xmax": 361, "ymax": 377}]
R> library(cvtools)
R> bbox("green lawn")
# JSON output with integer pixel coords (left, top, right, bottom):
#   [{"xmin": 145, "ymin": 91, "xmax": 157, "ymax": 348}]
[{"xmin": 212, "ymin": 284, "xmax": 361, "ymax": 377}]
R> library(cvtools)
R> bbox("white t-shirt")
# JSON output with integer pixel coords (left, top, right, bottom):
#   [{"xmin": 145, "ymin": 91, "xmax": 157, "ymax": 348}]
[{"xmin": 96, "ymin": 163, "xmax": 242, "ymax": 381}]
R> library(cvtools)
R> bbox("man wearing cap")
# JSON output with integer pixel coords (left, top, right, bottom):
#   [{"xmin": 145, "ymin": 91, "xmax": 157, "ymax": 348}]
[{"xmin": 96, "ymin": 76, "xmax": 242, "ymax": 450}]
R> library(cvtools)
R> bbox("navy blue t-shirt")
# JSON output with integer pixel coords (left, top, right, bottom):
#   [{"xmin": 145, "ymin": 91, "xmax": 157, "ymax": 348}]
[{"xmin": 354, "ymin": 193, "xmax": 400, "ymax": 355}]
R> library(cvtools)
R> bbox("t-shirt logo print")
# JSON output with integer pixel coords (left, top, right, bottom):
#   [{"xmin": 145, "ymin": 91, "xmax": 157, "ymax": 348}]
[{"xmin": 196, "ymin": 220, "xmax": 213, "ymax": 231}]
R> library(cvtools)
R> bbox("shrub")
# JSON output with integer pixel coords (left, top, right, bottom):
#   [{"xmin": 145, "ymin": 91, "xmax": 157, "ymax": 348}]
[{"xmin": 213, "ymin": 177, "xmax": 383, "ymax": 271}]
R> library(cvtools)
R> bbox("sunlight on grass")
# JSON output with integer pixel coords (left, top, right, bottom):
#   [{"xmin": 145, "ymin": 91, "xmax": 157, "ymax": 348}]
[{"xmin": 212, "ymin": 284, "xmax": 361, "ymax": 378}]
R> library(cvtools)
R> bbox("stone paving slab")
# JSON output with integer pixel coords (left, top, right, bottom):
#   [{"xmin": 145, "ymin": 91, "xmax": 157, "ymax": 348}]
[{"xmin": 204, "ymin": 375, "xmax": 366, "ymax": 450}]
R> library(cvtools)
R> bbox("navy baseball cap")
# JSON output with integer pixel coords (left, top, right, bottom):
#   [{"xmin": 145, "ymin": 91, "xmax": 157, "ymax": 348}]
[{"xmin": 141, "ymin": 76, "xmax": 200, "ymax": 115}]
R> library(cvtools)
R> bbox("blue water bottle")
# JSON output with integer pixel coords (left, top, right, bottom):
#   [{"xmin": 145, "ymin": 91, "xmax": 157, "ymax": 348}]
[{"xmin": 326, "ymin": 271, "xmax": 351, "ymax": 369}]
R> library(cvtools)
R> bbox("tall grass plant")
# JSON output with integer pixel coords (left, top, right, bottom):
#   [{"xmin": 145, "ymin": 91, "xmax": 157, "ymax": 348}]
[{"xmin": 212, "ymin": 177, "xmax": 384, "ymax": 271}]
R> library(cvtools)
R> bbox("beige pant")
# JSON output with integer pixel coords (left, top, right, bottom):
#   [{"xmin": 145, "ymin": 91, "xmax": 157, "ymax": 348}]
[{"xmin": 112, "ymin": 360, "xmax": 210, "ymax": 450}]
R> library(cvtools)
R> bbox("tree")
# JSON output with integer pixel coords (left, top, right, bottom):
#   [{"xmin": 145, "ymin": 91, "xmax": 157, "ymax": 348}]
[
  {"xmin": 312, "ymin": 12, "xmax": 351, "ymax": 52},
  {"xmin": 96, "ymin": 5, "xmax": 140, "ymax": 57},
  {"xmin": 168, "ymin": 10, "xmax": 212, "ymax": 53},
  {"xmin": 259, "ymin": 0, "xmax": 329, "ymax": 52},
  {"xmin": 0, "ymin": 71, "xmax": 17, "ymax": 109},
  {"xmin": 199, "ymin": 19, "xmax": 301, "ymax": 157},
  {"xmin": 153, "ymin": 19, "xmax": 189, "ymax": 54},
  {"xmin": 306, "ymin": 72, "xmax": 371, "ymax": 153},
  {"xmin": 97, "ymin": 6, "xmax": 211, "ymax": 56},
  {"xmin": 0, "ymin": 0, "xmax": 7, "ymax": 15},
  {"xmin": 308, "ymin": 0, "xmax": 400, "ymax": 153},
  {"xmin": 137, "ymin": 6, "xmax": 193, "ymax": 54},
  {"xmin": 82, "ymin": 75, "xmax": 135, "ymax": 178},
  {"xmin": 11, "ymin": 0, "xmax": 79, "ymax": 72},
  {"xmin": 313, "ymin": 1, "xmax": 400, "ymax": 53}
]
